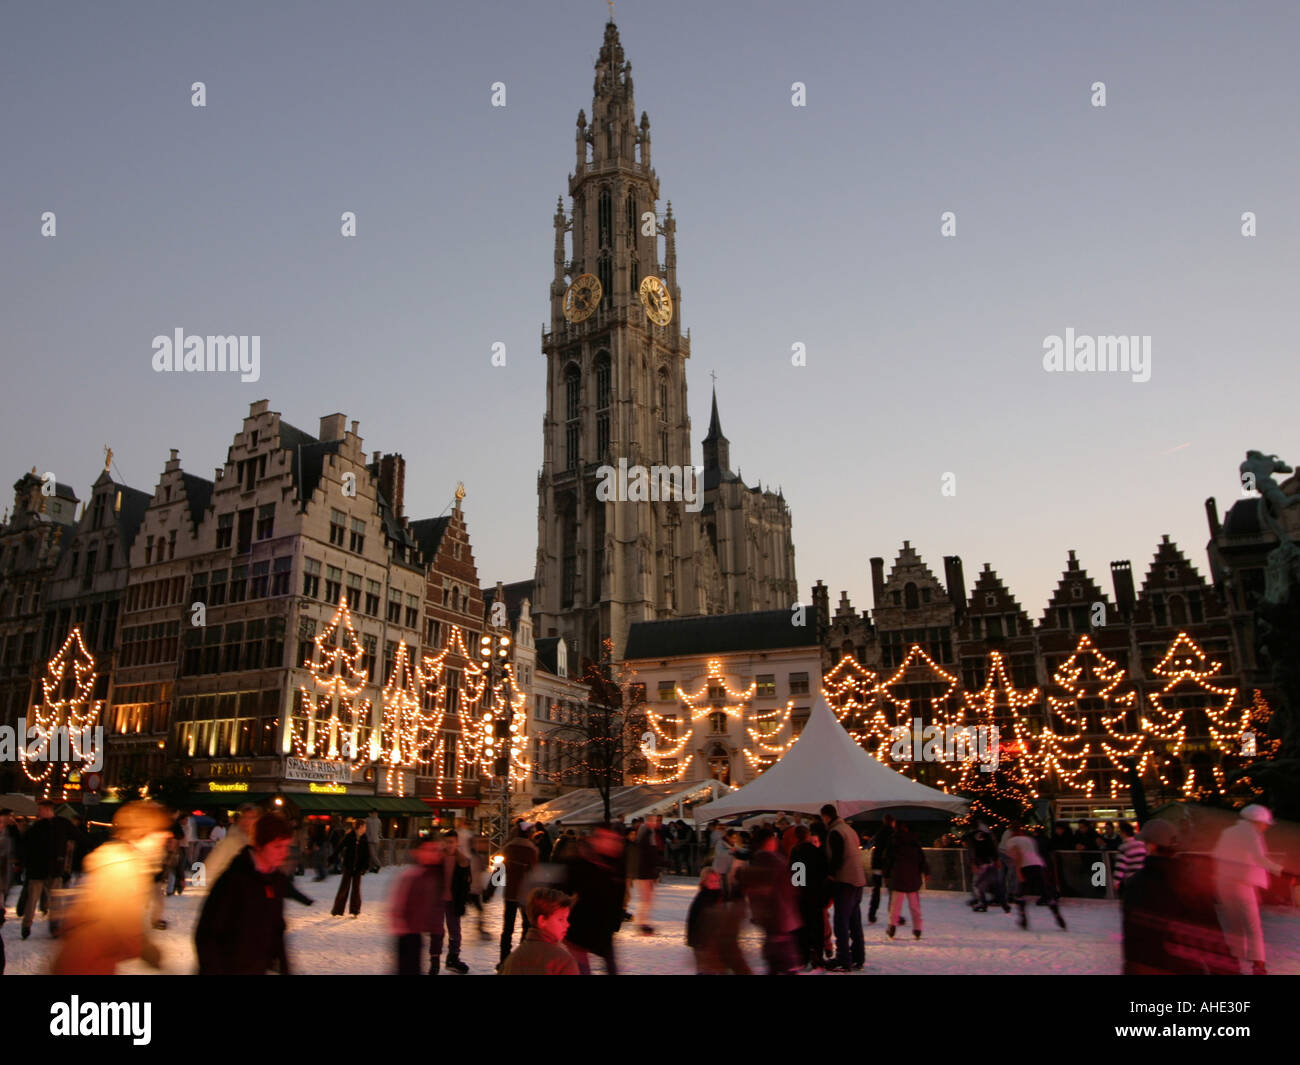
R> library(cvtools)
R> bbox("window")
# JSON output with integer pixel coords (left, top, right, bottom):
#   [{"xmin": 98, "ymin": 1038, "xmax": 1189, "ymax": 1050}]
[
  {"xmin": 346, "ymin": 573, "xmax": 361, "ymax": 611},
  {"xmin": 250, "ymin": 560, "xmax": 270, "ymax": 599},
  {"xmin": 985, "ymin": 593, "xmax": 997, "ymax": 608},
  {"xmin": 82, "ymin": 548, "xmax": 96, "ymax": 590},
  {"xmin": 91, "ymin": 493, "xmax": 106, "ymax": 529},
  {"xmin": 904, "ymin": 583, "xmax": 919, "ymax": 610},
  {"xmin": 362, "ymin": 634, "xmax": 378, "ymax": 678},
  {"xmin": 216, "ymin": 513, "xmax": 233, "ymax": 549},
  {"xmin": 708, "ymin": 711, "xmax": 727, "ymax": 734},
  {"xmin": 303, "ymin": 558, "xmax": 321, "ymax": 599},
  {"xmin": 350, "ymin": 518, "xmax": 365, "ymax": 554},
  {"xmin": 425, "ymin": 617, "xmax": 440, "ymax": 647},
  {"xmin": 143, "ymin": 538, "xmax": 152, "ymax": 564},
  {"xmin": 361, "ymin": 579, "xmax": 378, "ymax": 616},
  {"xmin": 564, "ymin": 365, "xmax": 581, "ymax": 471},
  {"xmin": 921, "ymin": 587, "xmax": 932, "ymax": 604},
  {"xmin": 329, "ymin": 509, "xmax": 346, "ymax": 547},
  {"xmin": 257, "ymin": 504, "xmax": 275, "ymax": 540},
  {"xmin": 298, "ymin": 617, "xmax": 316, "ymax": 670},
  {"xmin": 384, "ymin": 641, "xmax": 397, "ymax": 684},
  {"xmin": 229, "ymin": 565, "xmax": 248, "ymax": 603},
  {"xmin": 755, "ymin": 674, "xmax": 776, "ymax": 697},
  {"xmin": 387, "ymin": 593, "xmax": 402, "ymax": 624},
  {"xmin": 325, "ymin": 566, "xmax": 342, "ymax": 605},
  {"xmin": 209, "ymin": 569, "xmax": 227, "ymax": 606},
  {"xmin": 1071, "ymin": 583, "xmax": 1083, "ymax": 599},
  {"xmin": 1006, "ymin": 614, "xmax": 1017, "ymax": 637},
  {"xmin": 191, "ymin": 571, "xmax": 208, "ymax": 605},
  {"xmin": 236, "ymin": 508, "xmax": 254, "ymax": 554},
  {"xmin": 657, "ymin": 680, "xmax": 676, "ymax": 702},
  {"xmin": 892, "ymin": 591, "xmax": 901, "ymax": 607},
  {"xmin": 266, "ymin": 556, "xmax": 290, "ymax": 597},
  {"xmin": 788, "ymin": 672, "xmax": 810, "ymax": 696},
  {"xmin": 405, "ymin": 594, "xmax": 419, "ymax": 629}
]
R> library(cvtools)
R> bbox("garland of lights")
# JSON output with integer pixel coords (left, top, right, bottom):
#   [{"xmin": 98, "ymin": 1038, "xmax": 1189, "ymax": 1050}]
[
  {"xmin": 22, "ymin": 627, "xmax": 104, "ymax": 800},
  {"xmin": 878, "ymin": 645, "xmax": 965, "ymax": 789},
  {"xmin": 377, "ymin": 640, "xmax": 442, "ymax": 797},
  {"xmin": 291, "ymin": 595, "xmax": 372, "ymax": 764},
  {"xmin": 822, "ymin": 655, "xmax": 886, "ymax": 748},
  {"xmin": 1140, "ymin": 631, "xmax": 1247, "ymax": 799}
]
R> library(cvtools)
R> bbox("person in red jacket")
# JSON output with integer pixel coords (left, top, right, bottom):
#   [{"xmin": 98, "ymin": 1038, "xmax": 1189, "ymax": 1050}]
[{"xmin": 500, "ymin": 888, "xmax": 579, "ymax": 975}]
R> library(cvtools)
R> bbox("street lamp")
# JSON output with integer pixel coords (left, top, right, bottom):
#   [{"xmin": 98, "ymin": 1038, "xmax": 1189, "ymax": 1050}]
[{"xmin": 479, "ymin": 631, "xmax": 513, "ymax": 849}]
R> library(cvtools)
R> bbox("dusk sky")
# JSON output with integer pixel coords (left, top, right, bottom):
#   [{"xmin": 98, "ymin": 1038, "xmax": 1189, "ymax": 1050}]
[{"xmin": 4, "ymin": 1, "xmax": 1298, "ymax": 620}]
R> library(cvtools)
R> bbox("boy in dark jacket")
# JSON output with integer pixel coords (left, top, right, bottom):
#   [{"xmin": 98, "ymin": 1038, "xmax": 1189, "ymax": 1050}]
[
  {"xmin": 562, "ymin": 826, "xmax": 626, "ymax": 975},
  {"xmin": 195, "ymin": 813, "xmax": 297, "ymax": 974},
  {"xmin": 737, "ymin": 828, "xmax": 802, "ymax": 974},
  {"xmin": 790, "ymin": 823, "xmax": 829, "ymax": 969}
]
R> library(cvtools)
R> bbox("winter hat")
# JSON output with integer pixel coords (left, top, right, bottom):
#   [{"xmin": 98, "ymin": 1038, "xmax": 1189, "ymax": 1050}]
[
  {"xmin": 1240, "ymin": 804, "xmax": 1274, "ymax": 826},
  {"xmin": 1138, "ymin": 820, "xmax": 1177, "ymax": 847}
]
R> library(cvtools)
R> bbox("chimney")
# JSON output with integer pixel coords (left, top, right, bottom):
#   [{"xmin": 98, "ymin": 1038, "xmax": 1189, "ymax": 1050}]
[
  {"xmin": 943, "ymin": 556, "xmax": 967, "ymax": 618},
  {"xmin": 811, "ymin": 580, "xmax": 830, "ymax": 633},
  {"xmin": 378, "ymin": 453, "xmax": 406, "ymax": 517},
  {"xmin": 1111, "ymin": 560, "xmax": 1136, "ymax": 619},
  {"xmin": 1205, "ymin": 497, "xmax": 1221, "ymax": 538},
  {"xmin": 870, "ymin": 557, "xmax": 886, "ymax": 610},
  {"xmin": 318, "ymin": 413, "xmax": 347, "ymax": 441}
]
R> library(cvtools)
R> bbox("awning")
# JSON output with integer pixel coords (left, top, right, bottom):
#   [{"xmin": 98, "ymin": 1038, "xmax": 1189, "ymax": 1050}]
[
  {"xmin": 369, "ymin": 796, "xmax": 434, "ymax": 814},
  {"xmin": 419, "ymin": 797, "xmax": 481, "ymax": 810},
  {"xmin": 279, "ymin": 793, "xmax": 376, "ymax": 814}
]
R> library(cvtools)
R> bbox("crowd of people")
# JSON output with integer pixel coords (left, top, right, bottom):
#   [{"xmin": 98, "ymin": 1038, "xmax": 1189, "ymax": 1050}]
[{"xmin": 0, "ymin": 798, "xmax": 1289, "ymax": 976}]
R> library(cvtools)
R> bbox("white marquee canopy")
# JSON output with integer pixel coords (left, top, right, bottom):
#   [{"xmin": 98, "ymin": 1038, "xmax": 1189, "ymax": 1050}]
[{"xmin": 691, "ymin": 695, "xmax": 968, "ymax": 823}]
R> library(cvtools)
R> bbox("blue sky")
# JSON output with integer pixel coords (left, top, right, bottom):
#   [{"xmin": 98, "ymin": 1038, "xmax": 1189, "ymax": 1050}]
[{"xmin": 3, "ymin": 0, "xmax": 1298, "ymax": 617}]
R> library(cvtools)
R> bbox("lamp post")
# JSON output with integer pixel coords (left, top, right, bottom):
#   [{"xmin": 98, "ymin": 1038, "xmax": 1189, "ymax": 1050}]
[{"xmin": 479, "ymin": 630, "xmax": 513, "ymax": 851}]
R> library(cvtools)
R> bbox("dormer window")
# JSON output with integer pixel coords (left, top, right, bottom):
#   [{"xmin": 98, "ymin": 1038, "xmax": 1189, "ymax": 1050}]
[{"xmin": 1071, "ymin": 584, "xmax": 1082, "ymax": 599}]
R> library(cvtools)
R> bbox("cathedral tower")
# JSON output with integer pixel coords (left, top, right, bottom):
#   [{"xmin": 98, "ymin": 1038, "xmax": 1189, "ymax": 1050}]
[{"xmin": 534, "ymin": 19, "xmax": 794, "ymax": 664}]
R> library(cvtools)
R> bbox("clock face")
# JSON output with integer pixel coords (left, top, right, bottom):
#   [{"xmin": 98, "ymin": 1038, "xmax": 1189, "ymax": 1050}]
[
  {"xmin": 638, "ymin": 275, "xmax": 673, "ymax": 326},
  {"xmin": 563, "ymin": 273, "xmax": 603, "ymax": 323}
]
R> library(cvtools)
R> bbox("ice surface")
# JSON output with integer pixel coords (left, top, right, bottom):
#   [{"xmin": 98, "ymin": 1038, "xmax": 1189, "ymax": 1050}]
[{"xmin": 5, "ymin": 866, "xmax": 1298, "ymax": 975}]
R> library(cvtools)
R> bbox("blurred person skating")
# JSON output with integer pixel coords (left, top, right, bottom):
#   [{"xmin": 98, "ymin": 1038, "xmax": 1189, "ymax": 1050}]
[
  {"xmin": 822, "ymin": 803, "xmax": 866, "ymax": 971},
  {"xmin": 737, "ymin": 827, "xmax": 802, "ymax": 974},
  {"xmin": 498, "ymin": 823, "xmax": 539, "ymax": 965},
  {"xmin": 204, "ymin": 803, "xmax": 260, "ymax": 887},
  {"xmin": 52, "ymin": 801, "xmax": 172, "ymax": 975},
  {"xmin": 686, "ymin": 866, "xmax": 728, "ymax": 974},
  {"xmin": 499, "ymin": 887, "xmax": 580, "ymax": 975},
  {"xmin": 19, "ymin": 799, "xmax": 75, "ymax": 940},
  {"xmin": 969, "ymin": 822, "xmax": 1008, "ymax": 913},
  {"xmin": 790, "ymin": 822, "xmax": 829, "ymax": 969},
  {"xmin": 632, "ymin": 813, "xmax": 665, "ymax": 934},
  {"xmin": 866, "ymin": 813, "xmax": 898, "ymax": 924},
  {"xmin": 1112, "ymin": 821, "xmax": 1146, "ymax": 895},
  {"xmin": 0, "ymin": 808, "xmax": 15, "ymax": 914},
  {"xmin": 885, "ymin": 823, "xmax": 928, "ymax": 939},
  {"xmin": 532, "ymin": 821, "xmax": 554, "ymax": 863},
  {"xmin": 1005, "ymin": 824, "xmax": 1066, "ymax": 930},
  {"xmin": 1212, "ymin": 804, "xmax": 1284, "ymax": 975},
  {"xmin": 561, "ymin": 825, "xmax": 626, "ymax": 975},
  {"xmin": 467, "ymin": 830, "xmax": 491, "ymax": 936},
  {"xmin": 438, "ymin": 829, "xmax": 472, "ymax": 973},
  {"xmin": 331, "ymin": 819, "xmax": 371, "ymax": 917},
  {"xmin": 194, "ymin": 812, "xmax": 298, "ymax": 974},
  {"xmin": 1122, "ymin": 820, "xmax": 1236, "ymax": 976},
  {"xmin": 390, "ymin": 835, "xmax": 450, "ymax": 975}
]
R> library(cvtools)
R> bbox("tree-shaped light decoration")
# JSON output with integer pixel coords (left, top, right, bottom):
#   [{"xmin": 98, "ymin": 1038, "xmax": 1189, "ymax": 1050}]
[
  {"xmin": 293, "ymin": 595, "xmax": 371, "ymax": 763},
  {"xmin": 1039, "ymin": 633, "xmax": 1148, "ymax": 799},
  {"xmin": 822, "ymin": 654, "xmax": 886, "ymax": 748},
  {"xmin": 1141, "ymin": 631, "xmax": 1248, "ymax": 798},
  {"xmin": 878, "ymin": 644, "xmax": 965, "ymax": 788},
  {"xmin": 23, "ymin": 627, "xmax": 104, "ymax": 800},
  {"xmin": 743, "ymin": 699, "xmax": 796, "ymax": 774},
  {"xmin": 956, "ymin": 650, "xmax": 1042, "ymax": 795},
  {"xmin": 378, "ymin": 640, "xmax": 441, "ymax": 797}
]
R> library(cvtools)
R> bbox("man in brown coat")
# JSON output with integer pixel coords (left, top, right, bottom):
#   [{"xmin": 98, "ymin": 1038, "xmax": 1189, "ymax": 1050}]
[{"xmin": 822, "ymin": 803, "xmax": 867, "ymax": 971}]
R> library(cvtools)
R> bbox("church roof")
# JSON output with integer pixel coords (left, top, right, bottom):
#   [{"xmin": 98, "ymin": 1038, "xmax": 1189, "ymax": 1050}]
[
  {"xmin": 624, "ymin": 609, "xmax": 820, "ymax": 660},
  {"xmin": 703, "ymin": 386, "xmax": 726, "ymax": 444},
  {"xmin": 482, "ymin": 579, "xmax": 535, "ymax": 625}
]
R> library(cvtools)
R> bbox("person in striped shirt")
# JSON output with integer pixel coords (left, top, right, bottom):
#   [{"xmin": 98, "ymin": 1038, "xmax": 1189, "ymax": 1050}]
[{"xmin": 1113, "ymin": 821, "xmax": 1146, "ymax": 894}]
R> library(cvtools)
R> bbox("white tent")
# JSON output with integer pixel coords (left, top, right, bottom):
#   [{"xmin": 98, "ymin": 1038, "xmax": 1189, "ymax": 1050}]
[{"xmin": 691, "ymin": 695, "xmax": 968, "ymax": 823}]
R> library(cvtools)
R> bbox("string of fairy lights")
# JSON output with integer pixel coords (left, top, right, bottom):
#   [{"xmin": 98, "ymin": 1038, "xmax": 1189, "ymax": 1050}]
[
  {"xmin": 820, "ymin": 630, "xmax": 1257, "ymax": 803},
  {"xmin": 288, "ymin": 595, "xmax": 529, "ymax": 797},
  {"xmin": 21, "ymin": 626, "xmax": 104, "ymax": 800}
]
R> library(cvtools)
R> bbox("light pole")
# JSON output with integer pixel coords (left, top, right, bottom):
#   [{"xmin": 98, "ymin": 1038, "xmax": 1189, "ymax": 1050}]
[{"xmin": 479, "ymin": 630, "xmax": 513, "ymax": 851}]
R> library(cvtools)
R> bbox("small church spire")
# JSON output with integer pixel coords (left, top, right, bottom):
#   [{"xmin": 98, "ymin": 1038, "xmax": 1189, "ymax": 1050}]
[{"xmin": 703, "ymin": 381, "xmax": 731, "ymax": 473}]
